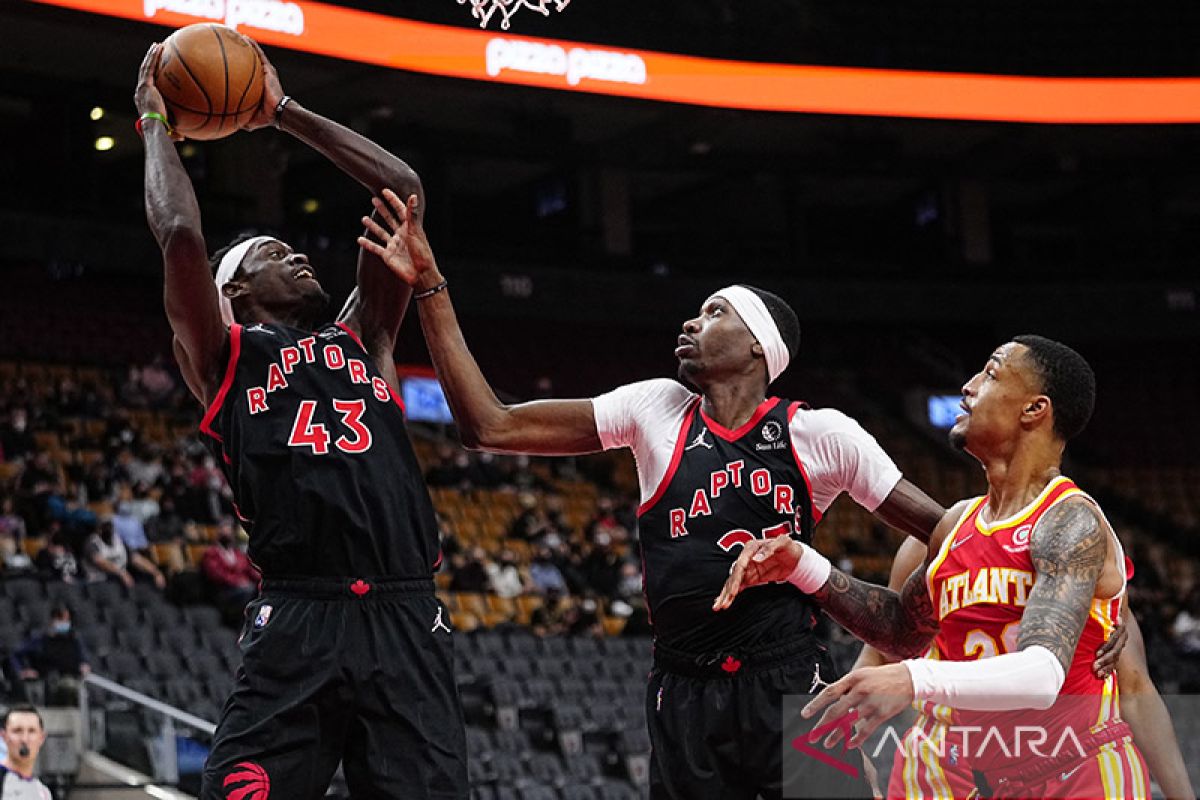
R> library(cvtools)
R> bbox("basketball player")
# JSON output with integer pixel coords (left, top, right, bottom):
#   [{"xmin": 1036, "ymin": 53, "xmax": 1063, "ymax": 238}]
[
  {"xmin": 134, "ymin": 46, "xmax": 466, "ymax": 799},
  {"xmin": 856, "ymin": 542, "xmax": 1193, "ymax": 800},
  {"xmin": 357, "ymin": 190, "xmax": 946, "ymax": 799},
  {"xmin": 718, "ymin": 336, "xmax": 1190, "ymax": 798}
]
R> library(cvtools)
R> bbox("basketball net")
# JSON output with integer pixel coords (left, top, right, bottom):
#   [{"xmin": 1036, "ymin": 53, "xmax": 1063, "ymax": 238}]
[{"xmin": 457, "ymin": 0, "xmax": 571, "ymax": 30}]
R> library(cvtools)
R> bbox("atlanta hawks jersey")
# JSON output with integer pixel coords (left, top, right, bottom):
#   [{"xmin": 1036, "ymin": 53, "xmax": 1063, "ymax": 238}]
[
  {"xmin": 199, "ymin": 322, "xmax": 440, "ymax": 579},
  {"xmin": 637, "ymin": 397, "xmax": 820, "ymax": 652},
  {"xmin": 925, "ymin": 476, "xmax": 1127, "ymax": 773}
]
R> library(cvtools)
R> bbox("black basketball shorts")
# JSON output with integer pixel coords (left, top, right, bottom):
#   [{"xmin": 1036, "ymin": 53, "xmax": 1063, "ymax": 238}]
[
  {"xmin": 646, "ymin": 635, "xmax": 871, "ymax": 800},
  {"xmin": 200, "ymin": 577, "xmax": 467, "ymax": 800}
]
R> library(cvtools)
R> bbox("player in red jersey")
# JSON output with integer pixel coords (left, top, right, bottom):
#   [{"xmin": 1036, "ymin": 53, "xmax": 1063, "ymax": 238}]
[
  {"xmin": 717, "ymin": 336, "xmax": 1193, "ymax": 799},
  {"xmin": 857, "ymin": 541, "xmax": 1193, "ymax": 800}
]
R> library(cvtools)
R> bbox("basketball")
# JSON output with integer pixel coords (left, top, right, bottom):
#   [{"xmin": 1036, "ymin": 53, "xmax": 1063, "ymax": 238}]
[{"xmin": 156, "ymin": 24, "xmax": 264, "ymax": 141}]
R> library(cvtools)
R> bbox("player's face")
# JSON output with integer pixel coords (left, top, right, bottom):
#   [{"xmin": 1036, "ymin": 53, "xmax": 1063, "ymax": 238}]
[
  {"xmin": 237, "ymin": 238, "xmax": 329, "ymax": 319},
  {"xmin": 676, "ymin": 295, "xmax": 759, "ymax": 385},
  {"xmin": 951, "ymin": 342, "xmax": 1040, "ymax": 455}
]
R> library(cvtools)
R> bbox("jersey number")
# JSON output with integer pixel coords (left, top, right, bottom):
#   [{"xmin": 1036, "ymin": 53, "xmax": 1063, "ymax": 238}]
[
  {"xmin": 287, "ymin": 399, "xmax": 374, "ymax": 455},
  {"xmin": 717, "ymin": 522, "xmax": 793, "ymax": 552},
  {"xmin": 963, "ymin": 622, "xmax": 1020, "ymax": 659}
]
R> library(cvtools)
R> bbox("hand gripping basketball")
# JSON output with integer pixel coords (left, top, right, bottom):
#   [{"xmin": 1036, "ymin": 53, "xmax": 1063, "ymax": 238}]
[
  {"xmin": 240, "ymin": 39, "xmax": 286, "ymax": 132},
  {"xmin": 134, "ymin": 44, "xmax": 183, "ymax": 142}
]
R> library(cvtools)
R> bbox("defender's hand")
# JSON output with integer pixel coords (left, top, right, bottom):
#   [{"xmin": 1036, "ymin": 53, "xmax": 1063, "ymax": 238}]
[
  {"xmin": 802, "ymin": 664, "xmax": 914, "ymax": 750},
  {"xmin": 357, "ymin": 189, "xmax": 437, "ymax": 284},
  {"xmin": 713, "ymin": 535, "xmax": 804, "ymax": 611},
  {"xmin": 242, "ymin": 39, "xmax": 286, "ymax": 131}
]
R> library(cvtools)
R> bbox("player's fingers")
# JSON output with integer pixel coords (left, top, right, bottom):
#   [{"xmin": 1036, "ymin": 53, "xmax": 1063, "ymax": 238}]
[
  {"xmin": 361, "ymin": 215, "xmax": 391, "ymax": 243},
  {"xmin": 802, "ymin": 679, "xmax": 845, "ymax": 719},
  {"xmin": 381, "ymin": 188, "xmax": 409, "ymax": 224},
  {"xmin": 406, "ymin": 194, "xmax": 424, "ymax": 228},
  {"xmin": 371, "ymin": 196, "xmax": 402, "ymax": 233},
  {"xmin": 138, "ymin": 43, "xmax": 160, "ymax": 82},
  {"xmin": 356, "ymin": 236, "xmax": 387, "ymax": 258}
]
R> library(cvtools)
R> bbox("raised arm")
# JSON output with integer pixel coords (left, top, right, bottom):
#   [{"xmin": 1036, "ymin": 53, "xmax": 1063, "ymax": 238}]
[
  {"xmin": 136, "ymin": 44, "xmax": 225, "ymax": 404},
  {"xmin": 358, "ymin": 190, "xmax": 604, "ymax": 455},
  {"xmin": 243, "ymin": 43, "xmax": 419, "ymax": 362},
  {"xmin": 1114, "ymin": 607, "xmax": 1195, "ymax": 800}
]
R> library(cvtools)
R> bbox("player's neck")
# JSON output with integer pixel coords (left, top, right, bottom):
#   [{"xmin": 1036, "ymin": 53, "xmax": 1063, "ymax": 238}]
[
  {"xmin": 980, "ymin": 444, "xmax": 1063, "ymax": 520},
  {"xmin": 3, "ymin": 758, "xmax": 33, "ymax": 779},
  {"xmin": 698, "ymin": 378, "xmax": 768, "ymax": 431}
]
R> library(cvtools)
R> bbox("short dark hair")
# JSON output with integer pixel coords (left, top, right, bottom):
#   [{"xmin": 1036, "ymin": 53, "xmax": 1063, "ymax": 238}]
[
  {"xmin": 49, "ymin": 604, "xmax": 70, "ymax": 620},
  {"xmin": 1012, "ymin": 334, "xmax": 1096, "ymax": 441},
  {"xmin": 209, "ymin": 232, "xmax": 264, "ymax": 277},
  {"xmin": 3, "ymin": 704, "xmax": 43, "ymax": 730},
  {"xmin": 738, "ymin": 285, "xmax": 801, "ymax": 362}
]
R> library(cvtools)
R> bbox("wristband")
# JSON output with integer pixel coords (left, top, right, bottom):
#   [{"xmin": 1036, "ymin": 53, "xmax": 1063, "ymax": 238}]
[
  {"xmin": 136, "ymin": 112, "xmax": 174, "ymax": 138},
  {"xmin": 274, "ymin": 95, "xmax": 292, "ymax": 128},
  {"xmin": 414, "ymin": 280, "xmax": 448, "ymax": 300},
  {"xmin": 784, "ymin": 542, "xmax": 832, "ymax": 593}
]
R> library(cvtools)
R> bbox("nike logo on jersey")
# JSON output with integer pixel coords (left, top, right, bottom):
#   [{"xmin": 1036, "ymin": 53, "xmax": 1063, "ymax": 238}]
[
  {"xmin": 1059, "ymin": 763, "xmax": 1084, "ymax": 782},
  {"xmin": 949, "ymin": 533, "xmax": 974, "ymax": 550},
  {"xmin": 685, "ymin": 430, "xmax": 713, "ymax": 450}
]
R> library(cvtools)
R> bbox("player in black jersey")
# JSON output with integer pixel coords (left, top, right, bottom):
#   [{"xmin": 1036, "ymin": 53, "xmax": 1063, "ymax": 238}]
[
  {"xmin": 357, "ymin": 190, "xmax": 947, "ymax": 799},
  {"xmin": 136, "ymin": 45, "xmax": 466, "ymax": 800}
]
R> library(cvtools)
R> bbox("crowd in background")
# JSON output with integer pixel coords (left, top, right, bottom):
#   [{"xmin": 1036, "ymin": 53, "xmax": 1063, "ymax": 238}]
[{"xmin": 0, "ymin": 360, "xmax": 1196, "ymax": 691}]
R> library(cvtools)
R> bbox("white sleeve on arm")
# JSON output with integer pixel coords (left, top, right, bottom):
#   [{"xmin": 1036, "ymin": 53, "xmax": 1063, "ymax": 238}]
[
  {"xmin": 903, "ymin": 645, "xmax": 1066, "ymax": 711},
  {"xmin": 792, "ymin": 409, "xmax": 903, "ymax": 513}
]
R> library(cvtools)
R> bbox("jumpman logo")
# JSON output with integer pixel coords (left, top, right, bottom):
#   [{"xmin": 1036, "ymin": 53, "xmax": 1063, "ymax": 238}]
[
  {"xmin": 431, "ymin": 606, "xmax": 451, "ymax": 634},
  {"xmin": 685, "ymin": 430, "xmax": 713, "ymax": 451},
  {"xmin": 809, "ymin": 663, "xmax": 830, "ymax": 694}
]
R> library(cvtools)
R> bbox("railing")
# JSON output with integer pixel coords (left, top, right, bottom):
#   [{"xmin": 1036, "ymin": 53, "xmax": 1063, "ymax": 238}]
[{"xmin": 80, "ymin": 673, "xmax": 216, "ymax": 789}]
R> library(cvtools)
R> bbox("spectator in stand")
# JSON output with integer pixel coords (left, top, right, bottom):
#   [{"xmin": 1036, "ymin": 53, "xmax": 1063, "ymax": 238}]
[
  {"xmin": 146, "ymin": 495, "xmax": 186, "ymax": 543},
  {"xmin": 84, "ymin": 518, "xmax": 163, "ymax": 589},
  {"xmin": 448, "ymin": 547, "xmax": 491, "ymax": 593},
  {"xmin": 530, "ymin": 589, "xmax": 573, "ymax": 637},
  {"xmin": 111, "ymin": 501, "xmax": 165, "ymax": 589},
  {"xmin": 0, "ymin": 498, "xmax": 26, "ymax": 568},
  {"xmin": 508, "ymin": 492, "xmax": 550, "ymax": 542},
  {"xmin": 0, "ymin": 408, "xmax": 35, "ymax": 463},
  {"xmin": 486, "ymin": 549, "xmax": 526, "ymax": 599},
  {"xmin": 1171, "ymin": 589, "xmax": 1200, "ymax": 656},
  {"xmin": 529, "ymin": 546, "xmax": 569, "ymax": 596},
  {"xmin": 201, "ymin": 519, "xmax": 260, "ymax": 618},
  {"xmin": 34, "ymin": 533, "xmax": 78, "ymax": 583},
  {"xmin": 138, "ymin": 356, "xmax": 177, "ymax": 405},
  {"xmin": 587, "ymin": 496, "xmax": 629, "ymax": 545},
  {"xmin": 16, "ymin": 453, "xmax": 59, "ymax": 530},
  {"xmin": 569, "ymin": 596, "xmax": 604, "ymax": 638},
  {"xmin": 583, "ymin": 532, "xmax": 623, "ymax": 598},
  {"xmin": 12, "ymin": 606, "xmax": 90, "ymax": 706},
  {"xmin": 614, "ymin": 561, "xmax": 642, "ymax": 604}
]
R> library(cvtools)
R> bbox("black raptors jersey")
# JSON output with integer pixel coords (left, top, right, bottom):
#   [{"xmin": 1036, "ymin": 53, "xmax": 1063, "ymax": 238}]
[
  {"xmin": 638, "ymin": 397, "xmax": 819, "ymax": 653},
  {"xmin": 199, "ymin": 322, "xmax": 439, "ymax": 579}
]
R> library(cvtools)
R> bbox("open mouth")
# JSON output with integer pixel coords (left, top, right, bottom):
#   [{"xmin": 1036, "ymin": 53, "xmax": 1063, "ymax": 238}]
[
  {"xmin": 675, "ymin": 335, "xmax": 696, "ymax": 358},
  {"xmin": 293, "ymin": 267, "xmax": 316, "ymax": 281}
]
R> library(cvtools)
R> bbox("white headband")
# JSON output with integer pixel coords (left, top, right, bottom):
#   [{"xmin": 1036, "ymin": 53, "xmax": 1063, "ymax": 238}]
[
  {"xmin": 711, "ymin": 285, "xmax": 790, "ymax": 383},
  {"xmin": 214, "ymin": 236, "xmax": 273, "ymax": 326}
]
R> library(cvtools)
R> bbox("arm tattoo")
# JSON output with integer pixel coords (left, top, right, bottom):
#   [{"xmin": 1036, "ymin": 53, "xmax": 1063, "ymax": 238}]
[
  {"xmin": 814, "ymin": 563, "xmax": 940, "ymax": 659},
  {"xmin": 1019, "ymin": 500, "xmax": 1106, "ymax": 669}
]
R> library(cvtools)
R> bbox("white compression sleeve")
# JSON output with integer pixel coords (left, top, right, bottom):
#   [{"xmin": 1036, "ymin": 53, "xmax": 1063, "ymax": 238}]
[{"xmin": 903, "ymin": 645, "xmax": 1066, "ymax": 711}]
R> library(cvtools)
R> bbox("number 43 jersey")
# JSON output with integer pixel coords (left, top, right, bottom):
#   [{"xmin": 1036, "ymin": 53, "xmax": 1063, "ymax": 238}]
[{"xmin": 200, "ymin": 322, "xmax": 440, "ymax": 580}]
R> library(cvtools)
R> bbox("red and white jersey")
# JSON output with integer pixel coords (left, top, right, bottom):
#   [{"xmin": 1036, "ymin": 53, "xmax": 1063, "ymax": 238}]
[{"xmin": 925, "ymin": 476, "xmax": 1125, "ymax": 773}]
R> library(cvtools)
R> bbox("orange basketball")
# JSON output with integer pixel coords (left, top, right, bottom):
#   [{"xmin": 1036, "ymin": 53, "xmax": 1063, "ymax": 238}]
[{"xmin": 155, "ymin": 24, "xmax": 264, "ymax": 141}]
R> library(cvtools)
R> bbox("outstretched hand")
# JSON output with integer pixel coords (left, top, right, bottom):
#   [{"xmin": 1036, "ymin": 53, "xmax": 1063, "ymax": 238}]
[
  {"xmin": 134, "ymin": 44, "xmax": 183, "ymax": 141},
  {"xmin": 713, "ymin": 535, "xmax": 805, "ymax": 611},
  {"xmin": 357, "ymin": 188, "xmax": 436, "ymax": 285},
  {"xmin": 1092, "ymin": 622, "xmax": 1127, "ymax": 679},
  {"xmin": 242, "ymin": 38, "xmax": 285, "ymax": 131}
]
